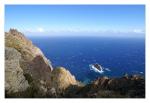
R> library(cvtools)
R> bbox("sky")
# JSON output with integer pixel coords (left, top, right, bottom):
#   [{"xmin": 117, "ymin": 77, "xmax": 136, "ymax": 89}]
[{"xmin": 5, "ymin": 5, "xmax": 145, "ymax": 37}]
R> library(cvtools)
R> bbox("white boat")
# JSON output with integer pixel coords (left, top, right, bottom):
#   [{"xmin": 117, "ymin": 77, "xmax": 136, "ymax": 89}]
[{"xmin": 89, "ymin": 63, "xmax": 104, "ymax": 74}]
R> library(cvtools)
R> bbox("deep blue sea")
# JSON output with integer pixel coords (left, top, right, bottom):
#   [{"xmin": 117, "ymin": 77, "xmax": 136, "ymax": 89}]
[{"xmin": 29, "ymin": 37, "xmax": 145, "ymax": 83}]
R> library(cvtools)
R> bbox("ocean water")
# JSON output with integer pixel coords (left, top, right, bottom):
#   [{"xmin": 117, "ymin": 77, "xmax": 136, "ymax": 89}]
[{"xmin": 29, "ymin": 37, "xmax": 145, "ymax": 83}]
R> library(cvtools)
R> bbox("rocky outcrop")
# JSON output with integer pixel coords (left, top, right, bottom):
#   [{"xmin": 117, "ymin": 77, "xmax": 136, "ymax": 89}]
[
  {"xmin": 5, "ymin": 29, "xmax": 53, "ymax": 82},
  {"xmin": 66, "ymin": 75, "xmax": 145, "ymax": 98},
  {"xmin": 47, "ymin": 67, "xmax": 77, "ymax": 97},
  {"xmin": 5, "ymin": 29, "xmax": 79, "ymax": 97},
  {"xmin": 5, "ymin": 47, "xmax": 29, "ymax": 94},
  {"xmin": 5, "ymin": 29, "xmax": 54, "ymax": 97}
]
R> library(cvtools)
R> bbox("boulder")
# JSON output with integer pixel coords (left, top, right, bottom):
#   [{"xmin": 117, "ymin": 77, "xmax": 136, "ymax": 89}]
[
  {"xmin": 5, "ymin": 47, "xmax": 29, "ymax": 94},
  {"xmin": 49, "ymin": 67, "xmax": 77, "ymax": 94}
]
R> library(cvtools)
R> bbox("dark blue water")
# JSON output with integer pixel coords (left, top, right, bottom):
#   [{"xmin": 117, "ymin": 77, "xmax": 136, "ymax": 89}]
[{"xmin": 29, "ymin": 37, "xmax": 145, "ymax": 83}]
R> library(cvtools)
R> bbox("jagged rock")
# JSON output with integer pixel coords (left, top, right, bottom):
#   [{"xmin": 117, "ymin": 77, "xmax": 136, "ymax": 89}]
[
  {"xmin": 49, "ymin": 67, "xmax": 77, "ymax": 94},
  {"xmin": 5, "ymin": 29, "xmax": 54, "ymax": 97},
  {"xmin": 5, "ymin": 47, "xmax": 21, "ymax": 60},
  {"xmin": 93, "ymin": 76, "xmax": 109, "ymax": 89},
  {"xmin": 28, "ymin": 80, "xmax": 48, "ymax": 97},
  {"xmin": 74, "ymin": 76, "xmax": 145, "ymax": 98},
  {"xmin": 47, "ymin": 87, "xmax": 57, "ymax": 97},
  {"xmin": 5, "ymin": 29, "xmax": 53, "ymax": 82},
  {"xmin": 28, "ymin": 55, "xmax": 52, "ymax": 81},
  {"xmin": 5, "ymin": 47, "xmax": 29, "ymax": 94}
]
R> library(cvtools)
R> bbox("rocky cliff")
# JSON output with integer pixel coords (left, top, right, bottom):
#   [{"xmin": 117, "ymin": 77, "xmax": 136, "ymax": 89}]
[
  {"xmin": 5, "ymin": 29, "xmax": 78, "ymax": 97},
  {"xmin": 5, "ymin": 29, "xmax": 145, "ymax": 98},
  {"xmin": 65, "ymin": 75, "xmax": 145, "ymax": 98},
  {"xmin": 5, "ymin": 29, "xmax": 53, "ymax": 82},
  {"xmin": 49, "ymin": 67, "xmax": 77, "ymax": 91}
]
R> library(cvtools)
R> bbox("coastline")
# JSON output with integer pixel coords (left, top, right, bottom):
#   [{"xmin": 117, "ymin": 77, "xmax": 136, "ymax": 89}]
[{"xmin": 5, "ymin": 29, "xmax": 145, "ymax": 98}]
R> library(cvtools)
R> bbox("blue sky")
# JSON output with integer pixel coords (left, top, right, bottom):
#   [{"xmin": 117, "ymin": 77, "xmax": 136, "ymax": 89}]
[{"xmin": 5, "ymin": 5, "xmax": 145, "ymax": 37}]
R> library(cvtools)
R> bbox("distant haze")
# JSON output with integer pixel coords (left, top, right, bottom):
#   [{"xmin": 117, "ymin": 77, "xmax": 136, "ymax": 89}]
[{"xmin": 24, "ymin": 31, "xmax": 145, "ymax": 38}]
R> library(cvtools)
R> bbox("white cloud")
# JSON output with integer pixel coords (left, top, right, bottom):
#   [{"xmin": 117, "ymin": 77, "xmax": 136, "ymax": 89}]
[
  {"xmin": 37, "ymin": 27, "xmax": 44, "ymax": 32},
  {"xmin": 133, "ymin": 29, "xmax": 144, "ymax": 33},
  {"xmin": 24, "ymin": 27, "xmax": 45, "ymax": 33}
]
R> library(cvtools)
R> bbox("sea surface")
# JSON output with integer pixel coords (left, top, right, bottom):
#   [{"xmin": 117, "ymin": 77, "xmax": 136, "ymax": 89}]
[{"xmin": 29, "ymin": 36, "xmax": 145, "ymax": 83}]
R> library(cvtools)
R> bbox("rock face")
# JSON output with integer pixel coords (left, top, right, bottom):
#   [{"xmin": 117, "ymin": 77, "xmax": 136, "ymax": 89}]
[
  {"xmin": 5, "ymin": 29, "xmax": 53, "ymax": 96},
  {"xmin": 67, "ymin": 75, "xmax": 145, "ymax": 98},
  {"xmin": 48, "ymin": 67, "xmax": 77, "ymax": 95},
  {"xmin": 5, "ymin": 29, "xmax": 53, "ymax": 82},
  {"xmin": 5, "ymin": 29, "xmax": 78, "ymax": 97},
  {"xmin": 5, "ymin": 47, "xmax": 29, "ymax": 94}
]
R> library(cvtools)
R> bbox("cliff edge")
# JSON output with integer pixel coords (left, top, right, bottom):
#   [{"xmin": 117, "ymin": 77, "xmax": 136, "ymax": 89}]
[{"xmin": 5, "ymin": 29, "xmax": 78, "ymax": 97}]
